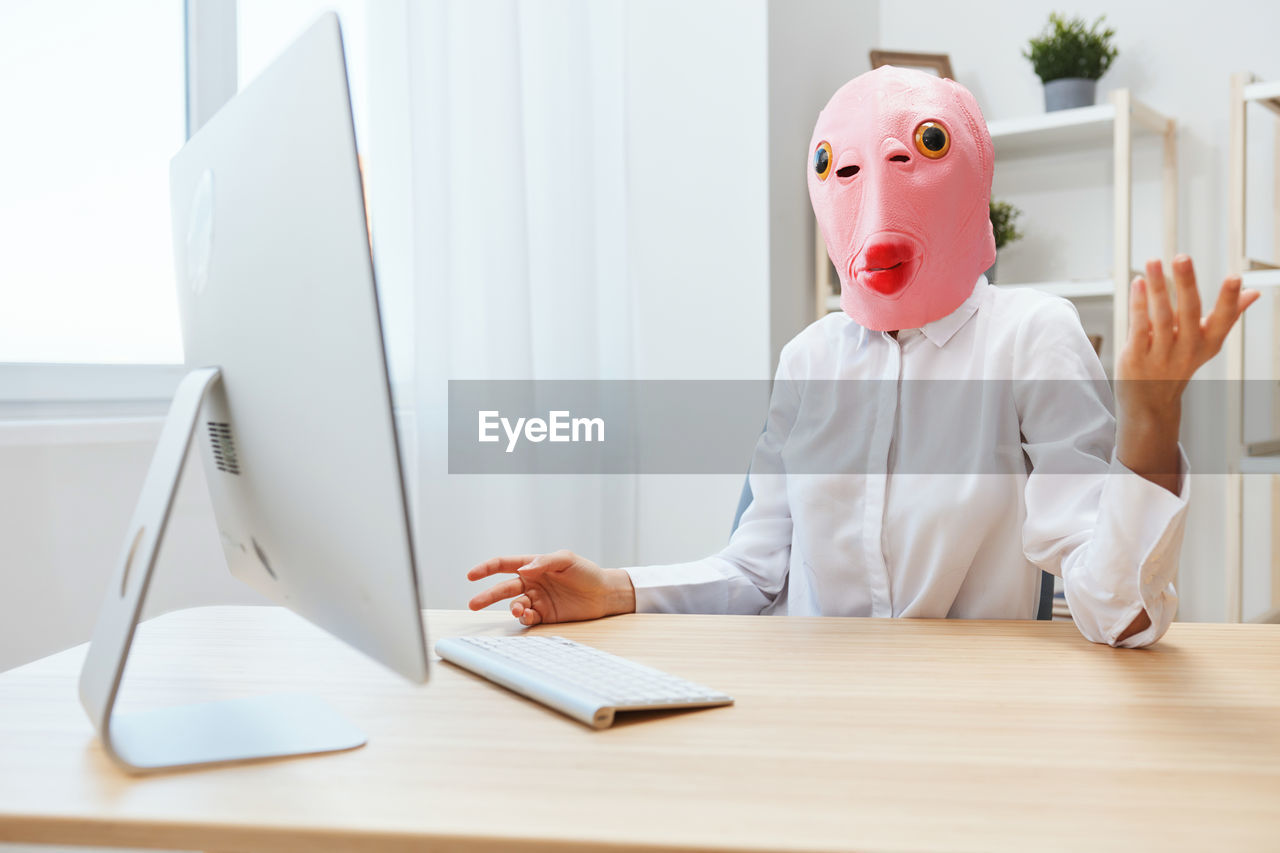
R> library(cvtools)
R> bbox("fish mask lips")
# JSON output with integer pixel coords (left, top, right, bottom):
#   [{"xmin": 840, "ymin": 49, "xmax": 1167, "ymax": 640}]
[{"xmin": 851, "ymin": 232, "xmax": 923, "ymax": 297}]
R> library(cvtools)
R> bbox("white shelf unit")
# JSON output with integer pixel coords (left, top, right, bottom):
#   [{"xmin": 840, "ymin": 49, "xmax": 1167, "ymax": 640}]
[
  {"xmin": 998, "ymin": 278, "xmax": 1113, "ymax": 299},
  {"xmin": 990, "ymin": 103, "xmax": 1124, "ymax": 156},
  {"xmin": 814, "ymin": 90, "xmax": 1178, "ymax": 375},
  {"xmin": 1239, "ymin": 456, "xmax": 1280, "ymax": 475},
  {"xmin": 1224, "ymin": 72, "xmax": 1280, "ymax": 622},
  {"xmin": 837, "ymin": 277, "xmax": 1124, "ymax": 303}
]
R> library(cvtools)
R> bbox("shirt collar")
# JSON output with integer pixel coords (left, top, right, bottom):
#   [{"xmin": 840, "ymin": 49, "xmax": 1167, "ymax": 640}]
[
  {"xmin": 850, "ymin": 275, "xmax": 988, "ymax": 350},
  {"xmin": 916, "ymin": 275, "xmax": 987, "ymax": 348}
]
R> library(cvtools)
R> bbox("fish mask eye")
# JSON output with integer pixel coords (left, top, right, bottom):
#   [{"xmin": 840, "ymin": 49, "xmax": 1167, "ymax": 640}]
[
  {"xmin": 913, "ymin": 121, "xmax": 950, "ymax": 159},
  {"xmin": 814, "ymin": 141, "xmax": 833, "ymax": 180}
]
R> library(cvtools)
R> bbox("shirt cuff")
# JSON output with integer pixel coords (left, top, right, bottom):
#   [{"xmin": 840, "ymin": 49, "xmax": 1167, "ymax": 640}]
[
  {"xmin": 624, "ymin": 558, "xmax": 766, "ymax": 615},
  {"xmin": 1094, "ymin": 446, "xmax": 1190, "ymax": 647}
]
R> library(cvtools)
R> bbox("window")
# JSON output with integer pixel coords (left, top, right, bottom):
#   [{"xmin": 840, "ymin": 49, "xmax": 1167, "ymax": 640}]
[{"xmin": 0, "ymin": 0, "xmax": 186, "ymax": 364}]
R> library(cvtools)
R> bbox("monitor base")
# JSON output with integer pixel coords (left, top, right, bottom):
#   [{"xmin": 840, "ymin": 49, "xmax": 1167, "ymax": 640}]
[
  {"xmin": 77, "ymin": 367, "xmax": 367, "ymax": 774},
  {"xmin": 107, "ymin": 693, "xmax": 366, "ymax": 772}
]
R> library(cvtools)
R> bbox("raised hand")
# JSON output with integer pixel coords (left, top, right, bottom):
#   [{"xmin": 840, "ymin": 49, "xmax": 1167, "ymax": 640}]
[
  {"xmin": 1115, "ymin": 255, "xmax": 1259, "ymax": 493},
  {"xmin": 466, "ymin": 550, "xmax": 636, "ymax": 626},
  {"xmin": 1120, "ymin": 255, "xmax": 1257, "ymax": 388}
]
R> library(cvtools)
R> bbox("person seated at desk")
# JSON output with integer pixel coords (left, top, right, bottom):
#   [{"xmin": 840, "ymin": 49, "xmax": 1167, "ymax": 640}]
[{"xmin": 466, "ymin": 67, "xmax": 1256, "ymax": 649}]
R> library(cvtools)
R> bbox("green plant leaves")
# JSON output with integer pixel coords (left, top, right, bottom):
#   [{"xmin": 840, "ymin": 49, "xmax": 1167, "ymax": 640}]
[
  {"xmin": 989, "ymin": 200, "xmax": 1023, "ymax": 250},
  {"xmin": 1023, "ymin": 13, "xmax": 1117, "ymax": 83}
]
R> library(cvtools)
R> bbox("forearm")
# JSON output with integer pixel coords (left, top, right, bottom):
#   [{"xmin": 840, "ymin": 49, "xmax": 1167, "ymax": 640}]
[{"xmin": 1115, "ymin": 397, "xmax": 1181, "ymax": 495}]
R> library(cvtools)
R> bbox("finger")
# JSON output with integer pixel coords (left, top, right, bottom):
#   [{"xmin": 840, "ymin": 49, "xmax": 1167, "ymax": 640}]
[
  {"xmin": 467, "ymin": 576, "xmax": 526, "ymax": 611},
  {"xmin": 466, "ymin": 554, "xmax": 541, "ymax": 581},
  {"xmin": 516, "ymin": 561, "xmax": 558, "ymax": 582},
  {"xmin": 510, "ymin": 594, "xmax": 532, "ymax": 618},
  {"xmin": 1145, "ymin": 259, "xmax": 1174, "ymax": 354},
  {"xmin": 1203, "ymin": 276, "xmax": 1250, "ymax": 345},
  {"xmin": 1128, "ymin": 275, "xmax": 1151, "ymax": 348},
  {"xmin": 1240, "ymin": 289, "xmax": 1262, "ymax": 314},
  {"xmin": 1170, "ymin": 255, "xmax": 1201, "ymax": 340},
  {"xmin": 519, "ymin": 606, "xmax": 543, "ymax": 627}
]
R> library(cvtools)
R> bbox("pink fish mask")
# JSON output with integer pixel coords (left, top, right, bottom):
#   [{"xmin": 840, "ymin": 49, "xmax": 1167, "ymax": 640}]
[{"xmin": 807, "ymin": 67, "xmax": 996, "ymax": 332}]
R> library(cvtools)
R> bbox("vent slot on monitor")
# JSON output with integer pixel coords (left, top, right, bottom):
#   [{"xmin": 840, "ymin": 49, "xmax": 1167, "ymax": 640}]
[{"xmin": 207, "ymin": 421, "xmax": 241, "ymax": 475}]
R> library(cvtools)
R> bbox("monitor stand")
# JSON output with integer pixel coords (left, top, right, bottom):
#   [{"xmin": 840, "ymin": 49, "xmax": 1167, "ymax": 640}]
[{"xmin": 78, "ymin": 367, "xmax": 367, "ymax": 773}]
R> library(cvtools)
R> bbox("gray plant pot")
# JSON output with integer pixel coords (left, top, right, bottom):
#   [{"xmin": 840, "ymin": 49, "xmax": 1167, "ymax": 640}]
[{"xmin": 1043, "ymin": 77, "xmax": 1097, "ymax": 112}]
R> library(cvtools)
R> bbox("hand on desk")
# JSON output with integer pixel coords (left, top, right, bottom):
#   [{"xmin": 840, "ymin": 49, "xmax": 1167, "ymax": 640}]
[{"xmin": 467, "ymin": 550, "xmax": 637, "ymax": 625}]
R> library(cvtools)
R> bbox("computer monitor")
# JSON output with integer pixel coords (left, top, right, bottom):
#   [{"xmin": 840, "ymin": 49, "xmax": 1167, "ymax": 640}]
[{"xmin": 79, "ymin": 12, "xmax": 429, "ymax": 773}]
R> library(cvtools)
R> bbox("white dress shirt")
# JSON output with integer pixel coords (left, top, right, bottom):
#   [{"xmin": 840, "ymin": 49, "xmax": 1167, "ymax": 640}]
[{"xmin": 624, "ymin": 277, "xmax": 1189, "ymax": 648}]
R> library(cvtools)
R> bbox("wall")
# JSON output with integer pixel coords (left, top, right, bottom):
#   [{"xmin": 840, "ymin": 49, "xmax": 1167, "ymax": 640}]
[
  {"xmin": 767, "ymin": 0, "xmax": 879, "ymax": 369},
  {"xmin": 878, "ymin": 0, "xmax": 1280, "ymax": 620},
  {"xmin": 625, "ymin": 0, "xmax": 886, "ymax": 567},
  {"xmin": 0, "ymin": 407, "xmax": 414, "ymax": 673},
  {"xmin": 0, "ymin": 420, "xmax": 264, "ymax": 673}
]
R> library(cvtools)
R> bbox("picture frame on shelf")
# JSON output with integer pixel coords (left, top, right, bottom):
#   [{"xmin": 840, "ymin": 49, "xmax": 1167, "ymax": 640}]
[{"xmin": 869, "ymin": 50, "xmax": 953, "ymax": 80}]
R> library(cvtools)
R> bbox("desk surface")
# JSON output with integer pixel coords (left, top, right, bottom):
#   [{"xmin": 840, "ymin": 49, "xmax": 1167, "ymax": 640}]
[{"xmin": 2, "ymin": 607, "xmax": 1280, "ymax": 853}]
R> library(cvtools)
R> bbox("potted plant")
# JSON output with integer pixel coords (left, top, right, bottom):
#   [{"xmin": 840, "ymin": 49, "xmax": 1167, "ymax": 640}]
[
  {"xmin": 986, "ymin": 200, "xmax": 1023, "ymax": 283},
  {"xmin": 1023, "ymin": 13, "xmax": 1117, "ymax": 112}
]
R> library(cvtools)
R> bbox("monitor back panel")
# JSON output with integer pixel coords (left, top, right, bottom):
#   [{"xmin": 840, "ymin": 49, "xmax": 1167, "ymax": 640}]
[{"xmin": 169, "ymin": 14, "xmax": 427, "ymax": 683}]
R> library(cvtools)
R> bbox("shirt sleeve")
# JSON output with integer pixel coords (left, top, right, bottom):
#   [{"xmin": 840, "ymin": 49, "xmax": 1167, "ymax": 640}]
[
  {"xmin": 621, "ymin": 351, "xmax": 800, "ymax": 615},
  {"xmin": 1014, "ymin": 297, "xmax": 1189, "ymax": 648}
]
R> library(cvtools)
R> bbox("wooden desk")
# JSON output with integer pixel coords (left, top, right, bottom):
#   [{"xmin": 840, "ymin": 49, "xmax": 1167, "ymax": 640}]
[{"xmin": 2, "ymin": 607, "xmax": 1279, "ymax": 852}]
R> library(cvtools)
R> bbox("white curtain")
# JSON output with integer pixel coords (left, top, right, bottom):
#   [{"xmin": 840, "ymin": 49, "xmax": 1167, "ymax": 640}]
[{"xmin": 367, "ymin": 0, "xmax": 639, "ymax": 608}]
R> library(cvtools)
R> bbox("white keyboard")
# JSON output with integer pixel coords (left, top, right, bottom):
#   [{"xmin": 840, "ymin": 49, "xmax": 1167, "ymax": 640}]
[{"xmin": 435, "ymin": 635, "xmax": 733, "ymax": 729}]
